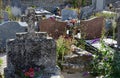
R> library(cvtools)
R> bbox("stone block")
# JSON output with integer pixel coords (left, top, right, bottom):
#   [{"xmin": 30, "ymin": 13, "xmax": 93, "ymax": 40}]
[{"xmin": 5, "ymin": 32, "xmax": 61, "ymax": 78}]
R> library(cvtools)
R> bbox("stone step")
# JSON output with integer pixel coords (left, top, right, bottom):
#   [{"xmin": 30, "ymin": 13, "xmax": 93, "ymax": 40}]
[
  {"xmin": 37, "ymin": 74, "xmax": 62, "ymax": 78},
  {"xmin": 64, "ymin": 51, "xmax": 93, "ymax": 63},
  {"xmin": 62, "ymin": 63, "xmax": 87, "ymax": 73}
]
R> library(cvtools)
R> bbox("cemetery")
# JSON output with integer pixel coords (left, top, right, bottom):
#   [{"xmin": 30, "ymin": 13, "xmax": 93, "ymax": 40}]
[{"xmin": 0, "ymin": 0, "xmax": 120, "ymax": 78}]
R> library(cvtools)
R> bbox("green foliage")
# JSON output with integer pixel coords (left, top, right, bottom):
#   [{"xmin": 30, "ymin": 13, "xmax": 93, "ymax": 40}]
[
  {"xmin": 75, "ymin": 38, "xmax": 86, "ymax": 49},
  {"xmin": 88, "ymin": 30, "xmax": 114, "ymax": 77},
  {"xmin": 0, "ymin": 6, "xmax": 3, "ymax": 23},
  {"xmin": 74, "ymin": 30, "xmax": 116, "ymax": 77},
  {"xmin": 31, "ymin": 5, "xmax": 36, "ymax": 8},
  {"xmin": 81, "ymin": 0, "xmax": 86, "ymax": 6},
  {"xmin": 56, "ymin": 36, "xmax": 75, "ymax": 61},
  {"xmin": 56, "ymin": 36, "xmax": 76, "ymax": 70},
  {"xmin": 112, "ymin": 20, "xmax": 116, "ymax": 38},
  {"xmin": 5, "ymin": 6, "xmax": 17, "ymax": 21},
  {"xmin": 92, "ymin": 12, "xmax": 116, "ymax": 19},
  {"xmin": 67, "ymin": 0, "xmax": 82, "ymax": 8},
  {"xmin": 90, "ymin": 40, "xmax": 114, "ymax": 77},
  {"xmin": 67, "ymin": 0, "xmax": 92, "ymax": 7},
  {"xmin": 111, "ymin": 50, "xmax": 120, "ymax": 78},
  {"xmin": 0, "ymin": 58, "xmax": 3, "ymax": 66}
]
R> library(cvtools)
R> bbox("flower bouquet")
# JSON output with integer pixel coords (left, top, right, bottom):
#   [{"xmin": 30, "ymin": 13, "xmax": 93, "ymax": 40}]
[{"xmin": 19, "ymin": 66, "xmax": 45, "ymax": 78}]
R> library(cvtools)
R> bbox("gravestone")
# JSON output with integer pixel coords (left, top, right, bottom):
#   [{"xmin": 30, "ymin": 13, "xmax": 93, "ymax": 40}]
[
  {"xmin": 92, "ymin": 0, "xmax": 96, "ymax": 6},
  {"xmin": 0, "ymin": 22, "xmax": 26, "ymax": 48},
  {"xmin": 11, "ymin": 6, "xmax": 21, "ymax": 16},
  {"xmin": 79, "ymin": 5, "xmax": 94, "ymax": 19},
  {"xmin": 79, "ymin": 17, "xmax": 105, "ymax": 39},
  {"xmin": 21, "ymin": 7, "xmax": 42, "ymax": 32},
  {"xmin": 4, "ymin": 8, "xmax": 61, "ymax": 78},
  {"xmin": 96, "ymin": 0, "xmax": 105, "ymax": 11},
  {"xmin": 61, "ymin": 8, "xmax": 78, "ymax": 21},
  {"xmin": 3, "ymin": 11, "xmax": 9, "ymax": 21},
  {"xmin": 39, "ymin": 19, "xmax": 67, "ymax": 39}
]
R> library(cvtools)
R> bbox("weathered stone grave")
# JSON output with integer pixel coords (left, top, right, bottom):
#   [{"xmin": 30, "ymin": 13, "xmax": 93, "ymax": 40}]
[
  {"xmin": 39, "ymin": 19, "xmax": 67, "ymax": 39},
  {"xmin": 79, "ymin": 17, "xmax": 105, "ymax": 40},
  {"xmin": 3, "ymin": 11, "xmax": 9, "ymax": 21},
  {"xmin": 4, "ymin": 8, "xmax": 61, "ymax": 78},
  {"xmin": 79, "ymin": 5, "xmax": 94, "ymax": 19},
  {"xmin": 0, "ymin": 22, "xmax": 26, "ymax": 48},
  {"xmin": 61, "ymin": 7, "xmax": 78, "ymax": 21},
  {"xmin": 96, "ymin": 0, "xmax": 105, "ymax": 11}
]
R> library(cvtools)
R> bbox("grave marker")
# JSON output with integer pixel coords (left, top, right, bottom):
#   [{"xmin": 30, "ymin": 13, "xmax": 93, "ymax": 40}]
[
  {"xmin": 21, "ymin": 7, "xmax": 42, "ymax": 36},
  {"xmin": 4, "ymin": 8, "xmax": 61, "ymax": 78}
]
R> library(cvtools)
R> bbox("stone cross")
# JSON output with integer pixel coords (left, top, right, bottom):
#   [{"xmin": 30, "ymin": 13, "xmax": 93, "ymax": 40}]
[
  {"xmin": 25, "ymin": 7, "xmax": 36, "ymax": 34},
  {"xmin": 21, "ymin": 7, "xmax": 41, "ymax": 38}
]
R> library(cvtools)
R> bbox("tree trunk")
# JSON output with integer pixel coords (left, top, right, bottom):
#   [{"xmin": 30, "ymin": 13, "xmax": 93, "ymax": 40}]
[
  {"xmin": 117, "ymin": 16, "xmax": 120, "ymax": 48},
  {"xmin": 0, "ymin": 0, "xmax": 1, "ymax": 6},
  {"xmin": 112, "ymin": 16, "xmax": 120, "ymax": 77}
]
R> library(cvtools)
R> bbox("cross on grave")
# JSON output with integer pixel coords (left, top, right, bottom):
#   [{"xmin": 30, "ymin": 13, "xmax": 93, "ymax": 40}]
[{"xmin": 21, "ymin": 7, "xmax": 42, "ymax": 38}]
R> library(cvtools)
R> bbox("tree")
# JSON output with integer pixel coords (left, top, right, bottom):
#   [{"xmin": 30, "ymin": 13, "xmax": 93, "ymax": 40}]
[
  {"xmin": 68, "ymin": 0, "xmax": 82, "ymax": 8},
  {"xmin": 117, "ymin": 16, "xmax": 120, "ymax": 47},
  {"xmin": 0, "ymin": 0, "xmax": 2, "ymax": 10}
]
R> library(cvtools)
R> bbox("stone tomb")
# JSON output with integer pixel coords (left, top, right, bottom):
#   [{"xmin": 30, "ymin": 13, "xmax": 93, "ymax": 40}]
[
  {"xmin": 4, "ymin": 7, "xmax": 61, "ymax": 78},
  {"xmin": 4, "ymin": 32, "xmax": 61, "ymax": 78}
]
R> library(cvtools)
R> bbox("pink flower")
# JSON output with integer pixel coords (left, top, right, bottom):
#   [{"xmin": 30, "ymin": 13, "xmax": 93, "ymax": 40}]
[
  {"xmin": 24, "ymin": 72, "xmax": 30, "ymax": 77},
  {"xmin": 22, "ymin": 70, "xmax": 26, "ymax": 73},
  {"xmin": 82, "ymin": 72, "xmax": 89, "ymax": 77},
  {"xmin": 29, "ymin": 68, "xmax": 34, "ymax": 72},
  {"xmin": 29, "ymin": 71, "xmax": 35, "ymax": 78}
]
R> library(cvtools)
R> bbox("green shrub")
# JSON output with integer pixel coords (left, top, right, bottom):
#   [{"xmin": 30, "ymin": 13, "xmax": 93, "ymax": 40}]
[
  {"xmin": 56, "ymin": 36, "xmax": 75, "ymax": 61},
  {"xmin": 5, "ymin": 5, "xmax": 17, "ymax": 21},
  {"xmin": 90, "ymin": 40, "xmax": 114, "ymax": 77},
  {"xmin": 0, "ymin": 59, "xmax": 3, "ymax": 66},
  {"xmin": 91, "ymin": 12, "xmax": 116, "ymax": 19}
]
